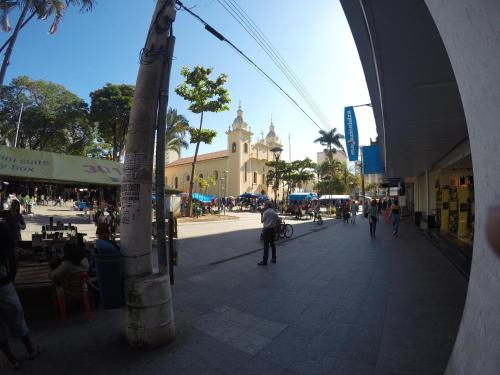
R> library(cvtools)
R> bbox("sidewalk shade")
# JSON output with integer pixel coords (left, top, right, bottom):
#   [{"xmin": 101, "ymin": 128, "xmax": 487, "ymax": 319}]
[{"xmin": 93, "ymin": 240, "xmax": 124, "ymax": 309}]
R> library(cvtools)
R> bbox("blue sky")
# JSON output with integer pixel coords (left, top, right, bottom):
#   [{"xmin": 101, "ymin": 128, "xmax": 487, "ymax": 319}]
[{"xmin": 2, "ymin": 0, "xmax": 376, "ymax": 162}]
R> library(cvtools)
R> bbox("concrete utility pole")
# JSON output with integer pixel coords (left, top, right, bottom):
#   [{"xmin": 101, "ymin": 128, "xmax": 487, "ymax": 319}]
[{"xmin": 120, "ymin": 0, "xmax": 176, "ymax": 348}]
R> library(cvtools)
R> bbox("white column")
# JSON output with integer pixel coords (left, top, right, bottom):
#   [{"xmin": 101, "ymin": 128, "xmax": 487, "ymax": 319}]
[{"xmin": 425, "ymin": 1, "xmax": 500, "ymax": 373}]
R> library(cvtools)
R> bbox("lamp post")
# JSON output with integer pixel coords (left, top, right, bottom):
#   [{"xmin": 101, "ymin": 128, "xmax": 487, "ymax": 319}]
[{"xmin": 271, "ymin": 146, "xmax": 283, "ymax": 204}]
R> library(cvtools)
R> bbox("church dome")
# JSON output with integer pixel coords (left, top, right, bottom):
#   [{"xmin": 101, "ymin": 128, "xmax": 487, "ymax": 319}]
[
  {"xmin": 232, "ymin": 102, "xmax": 248, "ymax": 130},
  {"xmin": 265, "ymin": 121, "xmax": 279, "ymax": 144}
]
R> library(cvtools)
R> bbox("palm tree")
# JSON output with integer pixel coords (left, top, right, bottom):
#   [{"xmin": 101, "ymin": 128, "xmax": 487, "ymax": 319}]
[
  {"xmin": 165, "ymin": 108, "xmax": 189, "ymax": 160},
  {"xmin": 0, "ymin": 0, "xmax": 95, "ymax": 87},
  {"xmin": 314, "ymin": 128, "xmax": 345, "ymax": 160}
]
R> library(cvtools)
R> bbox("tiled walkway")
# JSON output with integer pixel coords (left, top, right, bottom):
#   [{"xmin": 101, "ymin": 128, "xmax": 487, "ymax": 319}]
[{"xmin": 11, "ymin": 214, "xmax": 467, "ymax": 374}]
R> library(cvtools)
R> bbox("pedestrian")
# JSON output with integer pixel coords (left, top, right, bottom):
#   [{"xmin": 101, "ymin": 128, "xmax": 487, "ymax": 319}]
[
  {"xmin": 363, "ymin": 199, "xmax": 369, "ymax": 218},
  {"xmin": 369, "ymin": 199, "xmax": 378, "ymax": 238},
  {"xmin": 0, "ymin": 222, "xmax": 43, "ymax": 369},
  {"xmin": 258, "ymin": 201, "xmax": 279, "ymax": 265},
  {"xmin": 342, "ymin": 201, "xmax": 350, "ymax": 223},
  {"xmin": 4, "ymin": 200, "xmax": 26, "ymax": 245},
  {"xmin": 351, "ymin": 200, "xmax": 358, "ymax": 223},
  {"xmin": 377, "ymin": 199, "xmax": 383, "ymax": 216},
  {"xmin": 391, "ymin": 199, "xmax": 401, "ymax": 237}
]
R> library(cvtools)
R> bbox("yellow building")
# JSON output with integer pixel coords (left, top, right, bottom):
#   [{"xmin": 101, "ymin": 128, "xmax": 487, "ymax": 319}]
[{"xmin": 165, "ymin": 105, "xmax": 283, "ymax": 197}]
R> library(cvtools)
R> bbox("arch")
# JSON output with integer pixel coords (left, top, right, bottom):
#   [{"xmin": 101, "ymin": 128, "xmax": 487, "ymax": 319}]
[
  {"xmin": 244, "ymin": 162, "xmax": 248, "ymax": 182},
  {"xmin": 213, "ymin": 170, "xmax": 219, "ymax": 180},
  {"xmin": 341, "ymin": 1, "xmax": 500, "ymax": 372},
  {"xmin": 253, "ymin": 171, "xmax": 257, "ymax": 184},
  {"xmin": 174, "ymin": 176, "xmax": 178, "ymax": 189},
  {"xmin": 244, "ymin": 143, "xmax": 248, "ymax": 153},
  {"xmin": 186, "ymin": 175, "xmax": 190, "ymax": 182},
  {"xmin": 231, "ymin": 142, "xmax": 237, "ymax": 153}
]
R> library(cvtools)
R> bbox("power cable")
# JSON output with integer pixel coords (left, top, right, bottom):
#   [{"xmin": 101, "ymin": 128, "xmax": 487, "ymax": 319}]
[
  {"xmin": 218, "ymin": 0, "xmax": 331, "ymax": 129},
  {"xmin": 176, "ymin": 0, "xmax": 325, "ymax": 132},
  {"xmin": 217, "ymin": 0, "xmax": 328, "ymax": 127}
]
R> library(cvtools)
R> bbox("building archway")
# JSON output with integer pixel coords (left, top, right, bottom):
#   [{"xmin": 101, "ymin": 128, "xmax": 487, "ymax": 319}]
[{"xmin": 341, "ymin": 0, "xmax": 500, "ymax": 372}]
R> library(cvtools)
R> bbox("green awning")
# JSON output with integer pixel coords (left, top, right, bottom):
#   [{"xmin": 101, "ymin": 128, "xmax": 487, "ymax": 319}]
[{"xmin": 0, "ymin": 145, "xmax": 123, "ymax": 186}]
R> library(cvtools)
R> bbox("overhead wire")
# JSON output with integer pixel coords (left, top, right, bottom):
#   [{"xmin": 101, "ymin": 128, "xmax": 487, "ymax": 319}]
[
  {"xmin": 218, "ymin": 0, "xmax": 331, "ymax": 129},
  {"xmin": 176, "ymin": 0, "xmax": 325, "ymax": 132}
]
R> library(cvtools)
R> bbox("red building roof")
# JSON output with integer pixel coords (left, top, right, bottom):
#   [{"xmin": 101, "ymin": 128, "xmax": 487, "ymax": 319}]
[{"xmin": 167, "ymin": 150, "xmax": 228, "ymax": 167}]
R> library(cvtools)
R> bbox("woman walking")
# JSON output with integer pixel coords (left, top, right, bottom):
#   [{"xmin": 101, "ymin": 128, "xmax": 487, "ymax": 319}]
[
  {"xmin": 391, "ymin": 200, "xmax": 401, "ymax": 237},
  {"xmin": 0, "ymin": 222, "xmax": 42, "ymax": 369},
  {"xmin": 369, "ymin": 199, "xmax": 378, "ymax": 238}
]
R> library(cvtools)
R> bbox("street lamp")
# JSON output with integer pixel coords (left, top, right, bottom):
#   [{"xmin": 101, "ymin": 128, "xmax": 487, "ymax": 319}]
[{"xmin": 271, "ymin": 146, "xmax": 283, "ymax": 203}]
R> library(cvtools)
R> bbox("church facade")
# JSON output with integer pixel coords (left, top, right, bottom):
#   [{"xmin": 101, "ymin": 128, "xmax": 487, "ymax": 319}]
[{"xmin": 165, "ymin": 105, "xmax": 283, "ymax": 197}]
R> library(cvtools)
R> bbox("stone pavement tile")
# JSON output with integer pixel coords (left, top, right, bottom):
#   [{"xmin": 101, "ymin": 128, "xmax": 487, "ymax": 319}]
[
  {"xmin": 181, "ymin": 358, "xmax": 226, "ymax": 375},
  {"xmin": 380, "ymin": 325, "xmax": 416, "ymax": 349},
  {"xmin": 326, "ymin": 307, "xmax": 361, "ymax": 325},
  {"xmin": 374, "ymin": 366, "xmax": 415, "ymax": 375},
  {"xmin": 301, "ymin": 301, "xmax": 336, "ymax": 319},
  {"xmin": 286, "ymin": 357, "xmax": 325, "ymax": 375},
  {"xmin": 321, "ymin": 355, "xmax": 375, "ymax": 375},
  {"xmin": 377, "ymin": 345, "xmax": 415, "ymax": 371}
]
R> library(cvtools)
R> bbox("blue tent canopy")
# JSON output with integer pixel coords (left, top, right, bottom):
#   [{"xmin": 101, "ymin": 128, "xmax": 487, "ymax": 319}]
[
  {"xmin": 192, "ymin": 192, "xmax": 213, "ymax": 203},
  {"xmin": 288, "ymin": 193, "xmax": 317, "ymax": 202}
]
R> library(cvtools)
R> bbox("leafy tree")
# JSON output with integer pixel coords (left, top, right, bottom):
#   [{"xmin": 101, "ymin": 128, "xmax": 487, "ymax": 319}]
[
  {"xmin": 175, "ymin": 65, "xmax": 230, "ymax": 216},
  {"xmin": 0, "ymin": 0, "xmax": 95, "ymax": 87},
  {"xmin": 165, "ymin": 107, "xmax": 189, "ymax": 161},
  {"xmin": 314, "ymin": 128, "xmax": 345, "ymax": 160},
  {"xmin": 194, "ymin": 175, "xmax": 215, "ymax": 195},
  {"xmin": 0, "ymin": 75, "xmax": 92, "ymax": 155},
  {"xmin": 90, "ymin": 83, "xmax": 135, "ymax": 161}
]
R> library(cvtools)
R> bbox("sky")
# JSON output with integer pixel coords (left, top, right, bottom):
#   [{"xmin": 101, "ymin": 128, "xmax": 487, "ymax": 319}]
[{"xmin": 2, "ymin": 0, "xmax": 377, "ymax": 163}]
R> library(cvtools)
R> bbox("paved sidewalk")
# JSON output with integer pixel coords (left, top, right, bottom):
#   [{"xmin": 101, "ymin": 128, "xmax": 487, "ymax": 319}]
[{"xmin": 9, "ymin": 214, "xmax": 467, "ymax": 374}]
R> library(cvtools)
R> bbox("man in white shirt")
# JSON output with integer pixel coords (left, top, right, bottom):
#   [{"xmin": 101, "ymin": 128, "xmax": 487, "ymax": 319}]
[{"xmin": 259, "ymin": 202, "xmax": 279, "ymax": 265}]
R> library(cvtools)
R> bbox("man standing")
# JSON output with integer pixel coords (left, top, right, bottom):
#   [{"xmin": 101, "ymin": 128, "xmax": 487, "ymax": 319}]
[{"xmin": 259, "ymin": 201, "xmax": 279, "ymax": 265}]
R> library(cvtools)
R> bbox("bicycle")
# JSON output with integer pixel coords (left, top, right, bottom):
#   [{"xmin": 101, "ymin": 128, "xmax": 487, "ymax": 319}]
[
  {"xmin": 277, "ymin": 218, "xmax": 294, "ymax": 239},
  {"xmin": 259, "ymin": 218, "xmax": 294, "ymax": 241},
  {"xmin": 314, "ymin": 212, "xmax": 323, "ymax": 225}
]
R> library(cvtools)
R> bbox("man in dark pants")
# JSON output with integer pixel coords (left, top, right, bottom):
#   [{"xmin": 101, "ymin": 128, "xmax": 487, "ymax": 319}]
[{"xmin": 258, "ymin": 202, "xmax": 279, "ymax": 265}]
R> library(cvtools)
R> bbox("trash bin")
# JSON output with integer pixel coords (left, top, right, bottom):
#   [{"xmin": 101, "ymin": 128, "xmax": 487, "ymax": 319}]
[
  {"xmin": 427, "ymin": 215, "xmax": 436, "ymax": 229},
  {"xmin": 415, "ymin": 212, "xmax": 422, "ymax": 226},
  {"xmin": 93, "ymin": 241, "xmax": 124, "ymax": 309}
]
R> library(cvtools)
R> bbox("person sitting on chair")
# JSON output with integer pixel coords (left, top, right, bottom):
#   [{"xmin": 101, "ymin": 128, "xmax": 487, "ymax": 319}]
[{"xmin": 49, "ymin": 243, "xmax": 89, "ymax": 283}]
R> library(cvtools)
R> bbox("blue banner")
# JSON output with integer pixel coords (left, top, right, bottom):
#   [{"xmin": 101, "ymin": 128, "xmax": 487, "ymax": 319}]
[
  {"xmin": 344, "ymin": 106, "xmax": 359, "ymax": 161},
  {"xmin": 362, "ymin": 144, "xmax": 385, "ymax": 174}
]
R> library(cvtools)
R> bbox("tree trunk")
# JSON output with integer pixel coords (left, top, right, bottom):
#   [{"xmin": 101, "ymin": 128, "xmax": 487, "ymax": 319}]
[
  {"xmin": 0, "ymin": 0, "xmax": 32, "ymax": 88},
  {"xmin": 186, "ymin": 111, "xmax": 203, "ymax": 217},
  {"xmin": 120, "ymin": 0, "xmax": 176, "ymax": 348}
]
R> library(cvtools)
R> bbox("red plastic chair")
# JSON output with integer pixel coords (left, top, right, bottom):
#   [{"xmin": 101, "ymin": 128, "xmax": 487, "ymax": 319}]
[{"xmin": 54, "ymin": 272, "xmax": 92, "ymax": 321}]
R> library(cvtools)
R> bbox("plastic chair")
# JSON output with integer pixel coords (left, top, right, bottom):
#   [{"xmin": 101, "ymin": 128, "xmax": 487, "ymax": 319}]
[{"xmin": 54, "ymin": 272, "xmax": 92, "ymax": 321}]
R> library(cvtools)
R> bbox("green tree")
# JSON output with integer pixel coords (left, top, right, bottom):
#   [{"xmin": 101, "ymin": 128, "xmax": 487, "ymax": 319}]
[
  {"xmin": 194, "ymin": 175, "xmax": 215, "ymax": 195},
  {"xmin": 0, "ymin": 75, "xmax": 92, "ymax": 155},
  {"xmin": 175, "ymin": 65, "xmax": 230, "ymax": 216},
  {"xmin": 0, "ymin": 0, "xmax": 95, "ymax": 87},
  {"xmin": 314, "ymin": 128, "xmax": 345, "ymax": 160},
  {"xmin": 90, "ymin": 83, "xmax": 135, "ymax": 161},
  {"xmin": 165, "ymin": 107, "xmax": 189, "ymax": 160}
]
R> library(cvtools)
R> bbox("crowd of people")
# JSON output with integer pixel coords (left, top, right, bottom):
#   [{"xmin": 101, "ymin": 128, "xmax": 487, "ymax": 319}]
[{"xmin": 364, "ymin": 197, "xmax": 401, "ymax": 238}]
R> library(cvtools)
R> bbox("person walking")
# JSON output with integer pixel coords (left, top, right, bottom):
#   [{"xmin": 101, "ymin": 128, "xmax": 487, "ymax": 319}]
[
  {"xmin": 0, "ymin": 222, "xmax": 43, "ymax": 369},
  {"xmin": 5, "ymin": 200, "xmax": 25, "ymax": 245},
  {"xmin": 391, "ymin": 199, "xmax": 401, "ymax": 237},
  {"xmin": 259, "ymin": 201, "xmax": 279, "ymax": 265},
  {"xmin": 351, "ymin": 200, "xmax": 359, "ymax": 223},
  {"xmin": 369, "ymin": 199, "xmax": 379, "ymax": 238}
]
